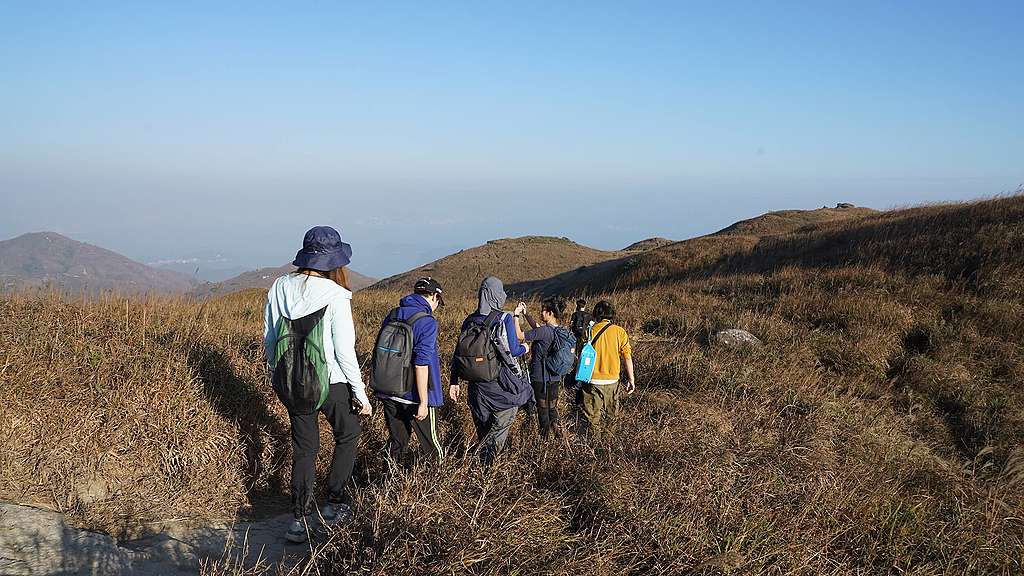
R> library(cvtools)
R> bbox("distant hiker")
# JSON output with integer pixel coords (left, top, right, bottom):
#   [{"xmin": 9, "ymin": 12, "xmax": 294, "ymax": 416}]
[
  {"xmin": 370, "ymin": 277, "xmax": 445, "ymax": 468},
  {"xmin": 567, "ymin": 298, "xmax": 594, "ymax": 398},
  {"xmin": 569, "ymin": 299, "xmax": 593, "ymax": 345},
  {"xmin": 577, "ymin": 300, "xmax": 635, "ymax": 440},
  {"xmin": 522, "ymin": 297, "xmax": 576, "ymax": 439},
  {"xmin": 450, "ymin": 276, "xmax": 532, "ymax": 465},
  {"xmin": 263, "ymin": 226, "xmax": 371, "ymax": 544}
]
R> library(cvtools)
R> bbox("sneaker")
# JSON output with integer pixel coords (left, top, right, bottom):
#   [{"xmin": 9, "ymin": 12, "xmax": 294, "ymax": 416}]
[
  {"xmin": 320, "ymin": 502, "xmax": 354, "ymax": 526},
  {"xmin": 284, "ymin": 519, "xmax": 308, "ymax": 544}
]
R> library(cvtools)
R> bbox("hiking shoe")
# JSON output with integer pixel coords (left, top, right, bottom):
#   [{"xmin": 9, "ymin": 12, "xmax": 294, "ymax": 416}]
[
  {"xmin": 320, "ymin": 502, "xmax": 354, "ymax": 527},
  {"xmin": 284, "ymin": 519, "xmax": 308, "ymax": 544}
]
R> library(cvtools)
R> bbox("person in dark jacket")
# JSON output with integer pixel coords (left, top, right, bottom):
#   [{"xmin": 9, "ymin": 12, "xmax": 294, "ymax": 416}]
[
  {"xmin": 449, "ymin": 276, "xmax": 530, "ymax": 465},
  {"xmin": 375, "ymin": 277, "xmax": 445, "ymax": 467},
  {"xmin": 569, "ymin": 299, "xmax": 593, "ymax": 344},
  {"xmin": 522, "ymin": 296, "xmax": 569, "ymax": 439},
  {"xmin": 567, "ymin": 299, "xmax": 594, "ymax": 407}
]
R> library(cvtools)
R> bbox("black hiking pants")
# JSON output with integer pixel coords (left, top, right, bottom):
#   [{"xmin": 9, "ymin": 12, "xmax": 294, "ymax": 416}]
[
  {"xmin": 531, "ymin": 379, "xmax": 562, "ymax": 437},
  {"xmin": 381, "ymin": 399, "xmax": 443, "ymax": 467},
  {"xmin": 288, "ymin": 383, "xmax": 360, "ymax": 519}
]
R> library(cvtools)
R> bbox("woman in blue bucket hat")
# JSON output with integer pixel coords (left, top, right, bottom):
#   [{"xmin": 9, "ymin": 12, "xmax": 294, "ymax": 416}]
[{"xmin": 262, "ymin": 226, "xmax": 370, "ymax": 543}]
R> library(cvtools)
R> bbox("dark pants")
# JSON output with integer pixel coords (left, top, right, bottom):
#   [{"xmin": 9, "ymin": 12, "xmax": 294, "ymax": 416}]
[
  {"xmin": 471, "ymin": 407, "xmax": 518, "ymax": 466},
  {"xmin": 381, "ymin": 399, "xmax": 443, "ymax": 467},
  {"xmin": 288, "ymin": 383, "xmax": 360, "ymax": 519},
  {"xmin": 531, "ymin": 379, "xmax": 562, "ymax": 437}
]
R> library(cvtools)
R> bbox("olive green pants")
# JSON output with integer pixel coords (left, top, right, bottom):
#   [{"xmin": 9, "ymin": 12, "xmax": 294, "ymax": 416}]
[{"xmin": 580, "ymin": 382, "xmax": 620, "ymax": 439}]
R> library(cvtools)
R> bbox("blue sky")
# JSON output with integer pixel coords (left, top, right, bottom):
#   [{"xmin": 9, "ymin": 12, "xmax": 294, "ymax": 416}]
[{"xmin": 1, "ymin": 1, "xmax": 1021, "ymax": 278}]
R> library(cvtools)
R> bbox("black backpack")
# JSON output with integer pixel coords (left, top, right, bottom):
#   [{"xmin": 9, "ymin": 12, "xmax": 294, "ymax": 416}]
[
  {"xmin": 571, "ymin": 310, "xmax": 593, "ymax": 341},
  {"xmin": 370, "ymin": 308, "xmax": 430, "ymax": 396},
  {"xmin": 271, "ymin": 306, "xmax": 330, "ymax": 415},
  {"xmin": 452, "ymin": 311, "xmax": 503, "ymax": 383}
]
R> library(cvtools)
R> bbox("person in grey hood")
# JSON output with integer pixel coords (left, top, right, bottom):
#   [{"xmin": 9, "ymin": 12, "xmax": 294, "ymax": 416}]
[
  {"xmin": 263, "ymin": 226, "xmax": 371, "ymax": 544},
  {"xmin": 450, "ymin": 276, "xmax": 531, "ymax": 465}
]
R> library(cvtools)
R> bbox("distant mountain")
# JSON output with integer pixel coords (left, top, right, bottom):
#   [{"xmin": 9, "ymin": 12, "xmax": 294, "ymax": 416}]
[
  {"xmin": 0, "ymin": 232, "xmax": 197, "ymax": 294},
  {"xmin": 367, "ymin": 236, "xmax": 627, "ymax": 299},
  {"xmin": 190, "ymin": 264, "xmax": 376, "ymax": 299},
  {"xmin": 149, "ymin": 255, "xmax": 250, "ymax": 283}
]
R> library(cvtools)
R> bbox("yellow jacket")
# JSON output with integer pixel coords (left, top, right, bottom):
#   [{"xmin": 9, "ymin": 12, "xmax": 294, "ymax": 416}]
[{"xmin": 589, "ymin": 320, "xmax": 632, "ymax": 382}]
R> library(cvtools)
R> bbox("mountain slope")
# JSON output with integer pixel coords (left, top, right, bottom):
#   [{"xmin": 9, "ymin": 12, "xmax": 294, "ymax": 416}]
[
  {"xmin": 505, "ymin": 205, "xmax": 879, "ymax": 296},
  {"xmin": 623, "ymin": 237, "xmax": 674, "ymax": 252},
  {"xmin": 712, "ymin": 204, "xmax": 877, "ymax": 237},
  {"xmin": 367, "ymin": 236, "xmax": 628, "ymax": 298},
  {"xmin": 0, "ymin": 232, "xmax": 197, "ymax": 294},
  {"xmin": 190, "ymin": 264, "xmax": 376, "ymax": 299}
]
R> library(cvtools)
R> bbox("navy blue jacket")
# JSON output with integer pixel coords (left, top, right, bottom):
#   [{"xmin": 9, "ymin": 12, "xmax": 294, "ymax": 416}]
[{"xmin": 377, "ymin": 294, "xmax": 444, "ymax": 407}]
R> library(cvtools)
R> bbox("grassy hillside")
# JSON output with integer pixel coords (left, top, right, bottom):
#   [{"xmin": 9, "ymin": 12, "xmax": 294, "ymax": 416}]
[
  {"xmin": 367, "ymin": 236, "xmax": 626, "ymax": 298},
  {"xmin": 610, "ymin": 196, "xmax": 1024, "ymax": 292},
  {"xmin": 2, "ymin": 196, "xmax": 1023, "ymax": 574}
]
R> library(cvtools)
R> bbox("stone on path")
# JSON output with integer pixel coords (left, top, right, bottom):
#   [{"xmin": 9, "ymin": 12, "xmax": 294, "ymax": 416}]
[
  {"xmin": 0, "ymin": 502, "xmax": 313, "ymax": 575},
  {"xmin": 714, "ymin": 329, "xmax": 763, "ymax": 349}
]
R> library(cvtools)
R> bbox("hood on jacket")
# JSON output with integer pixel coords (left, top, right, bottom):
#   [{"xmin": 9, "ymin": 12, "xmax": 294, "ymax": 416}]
[
  {"xmin": 478, "ymin": 276, "xmax": 506, "ymax": 315},
  {"xmin": 270, "ymin": 272, "xmax": 351, "ymax": 319},
  {"xmin": 399, "ymin": 293, "xmax": 434, "ymax": 315}
]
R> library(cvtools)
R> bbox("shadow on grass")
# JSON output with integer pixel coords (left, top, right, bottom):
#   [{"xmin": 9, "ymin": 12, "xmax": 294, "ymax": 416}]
[{"xmin": 188, "ymin": 339, "xmax": 292, "ymax": 520}]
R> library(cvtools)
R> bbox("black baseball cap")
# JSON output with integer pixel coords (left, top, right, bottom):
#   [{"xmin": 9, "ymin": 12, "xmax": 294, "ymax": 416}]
[{"xmin": 414, "ymin": 277, "xmax": 444, "ymax": 306}]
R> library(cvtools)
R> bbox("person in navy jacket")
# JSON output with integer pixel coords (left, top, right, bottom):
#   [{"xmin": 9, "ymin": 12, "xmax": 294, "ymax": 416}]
[
  {"xmin": 375, "ymin": 277, "xmax": 446, "ymax": 466},
  {"xmin": 449, "ymin": 276, "xmax": 530, "ymax": 465}
]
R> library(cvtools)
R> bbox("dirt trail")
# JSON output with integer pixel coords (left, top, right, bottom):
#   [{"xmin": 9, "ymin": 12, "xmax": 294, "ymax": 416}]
[{"xmin": 0, "ymin": 502, "xmax": 317, "ymax": 575}]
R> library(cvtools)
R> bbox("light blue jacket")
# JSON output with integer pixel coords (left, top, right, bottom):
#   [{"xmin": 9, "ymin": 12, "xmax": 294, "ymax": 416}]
[{"xmin": 263, "ymin": 273, "xmax": 369, "ymax": 407}]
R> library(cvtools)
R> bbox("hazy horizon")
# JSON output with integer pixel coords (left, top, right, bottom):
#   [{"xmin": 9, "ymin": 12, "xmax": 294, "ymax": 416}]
[{"xmin": 2, "ymin": 2, "xmax": 1021, "ymax": 278}]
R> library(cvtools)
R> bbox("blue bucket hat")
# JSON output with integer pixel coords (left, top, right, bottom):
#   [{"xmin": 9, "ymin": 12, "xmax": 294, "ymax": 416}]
[{"xmin": 292, "ymin": 226, "xmax": 352, "ymax": 271}]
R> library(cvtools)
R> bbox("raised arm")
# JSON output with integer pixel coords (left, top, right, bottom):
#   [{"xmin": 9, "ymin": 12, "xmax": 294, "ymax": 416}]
[{"xmin": 505, "ymin": 313, "xmax": 528, "ymax": 357}]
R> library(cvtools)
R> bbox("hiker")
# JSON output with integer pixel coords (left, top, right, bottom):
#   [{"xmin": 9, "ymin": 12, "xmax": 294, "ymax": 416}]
[
  {"xmin": 521, "ymin": 297, "xmax": 577, "ymax": 439},
  {"xmin": 450, "ymin": 276, "xmax": 532, "ymax": 465},
  {"xmin": 566, "ymin": 298, "xmax": 594, "ymax": 401},
  {"xmin": 569, "ymin": 299, "xmax": 593, "ymax": 345},
  {"xmin": 263, "ymin": 226, "xmax": 372, "ymax": 544},
  {"xmin": 371, "ymin": 277, "xmax": 445, "ymax": 467},
  {"xmin": 578, "ymin": 300, "xmax": 635, "ymax": 440}
]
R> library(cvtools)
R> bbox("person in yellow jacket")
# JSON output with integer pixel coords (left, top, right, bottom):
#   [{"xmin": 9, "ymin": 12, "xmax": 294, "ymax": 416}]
[{"xmin": 580, "ymin": 300, "xmax": 635, "ymax": 439}]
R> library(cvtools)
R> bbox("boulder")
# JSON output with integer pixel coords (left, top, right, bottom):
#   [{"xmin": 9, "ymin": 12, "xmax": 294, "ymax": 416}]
[
  {"xmin": 836, "ymin": 202, "xmax": 855, "ymax": 209},
  {"xmin": 714, "ymin": 329, "xmax": 763, "ymax": 349}
]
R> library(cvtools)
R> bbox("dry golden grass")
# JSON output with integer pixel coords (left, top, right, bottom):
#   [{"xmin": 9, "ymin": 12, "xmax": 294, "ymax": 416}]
[{"xmin": 2, "ymin": 195, "xmax": 1023, "ymax": 574}]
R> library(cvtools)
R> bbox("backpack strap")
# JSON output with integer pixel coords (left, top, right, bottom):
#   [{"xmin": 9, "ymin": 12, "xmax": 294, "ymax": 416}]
[
  {"xmin": 406, "ymin": 311, "xmax": 430, "ymax": 325},
  {"xmin": 387, "ymin": 308, "xmax": 431, "ymax": 326},
  {"xmin": 591, "ymin": 322, "xmax": 613, "ymax": 346},
  {"xmin": 481, "ymin": 310, "xmax": 502, "ymax": 330}
]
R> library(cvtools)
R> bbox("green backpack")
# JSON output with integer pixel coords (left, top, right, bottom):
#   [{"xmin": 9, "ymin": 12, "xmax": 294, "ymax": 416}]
[{"xmin": 272, "ymin": 307, "xmax": 330, "ymax": 414}]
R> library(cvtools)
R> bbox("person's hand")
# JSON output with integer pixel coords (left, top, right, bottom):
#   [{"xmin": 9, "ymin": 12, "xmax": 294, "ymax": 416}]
[
  {"xmin": 515, "ymin": 301, "xmax": 527, "ymax": 316},
  {"xmin": 415, "ymin": 402, "xmax": 429, "ymax": 421},
  {"xmin": 625, "ymin": 380, "xmax": 636, "ymax": 395},
  {"xmin": 353, "ymin": 399, "xmax": 373, "ymax": 416},
  {"xmin": 449, "ymin": 384, "xmax": 461, "ymax": 401}
]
